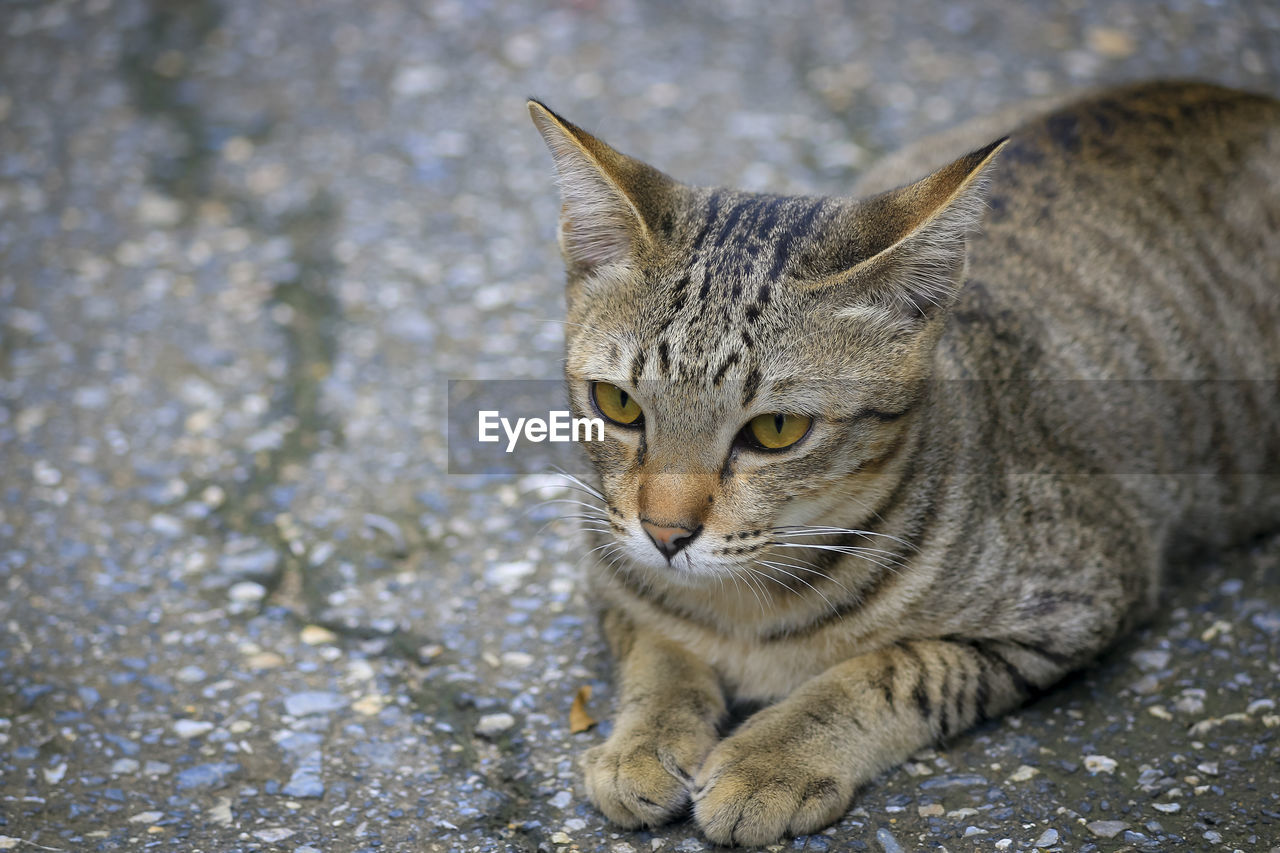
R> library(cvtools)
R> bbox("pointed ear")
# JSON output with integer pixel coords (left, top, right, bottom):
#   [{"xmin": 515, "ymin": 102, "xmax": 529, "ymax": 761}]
[
  {"xmin": 528, "ymin": 99, "xmax": 677, "ymax": 275},
  {"xmin": 808, "ymin": 138, "xmax": 1007, "ymax": 323}
]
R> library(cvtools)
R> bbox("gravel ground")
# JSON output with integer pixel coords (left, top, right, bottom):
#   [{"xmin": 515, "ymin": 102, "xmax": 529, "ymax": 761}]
[{"xmin": 2, "ymin": 1, "xmax": 1279, "ymax": 851}]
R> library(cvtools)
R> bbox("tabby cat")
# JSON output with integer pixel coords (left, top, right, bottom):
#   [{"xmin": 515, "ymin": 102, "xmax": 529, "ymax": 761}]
[{"xmin": 528, "ymin": 82, "xmax": 1280, "ymax": 845}]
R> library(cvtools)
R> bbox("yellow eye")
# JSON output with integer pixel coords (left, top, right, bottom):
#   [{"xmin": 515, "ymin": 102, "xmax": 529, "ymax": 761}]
[
  {"xmin": 745, "ymin": 413, "xmax": 812, "ymax": 450},
  {"xmin": 592, "ymin": 382, "xmax": 643, "ymax": 426}
]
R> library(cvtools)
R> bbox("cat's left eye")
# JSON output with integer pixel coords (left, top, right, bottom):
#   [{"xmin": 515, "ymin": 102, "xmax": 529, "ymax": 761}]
[
  {"xmin": 592, "ymin": 381, "xmax": 644, "ymax": 427},
  {"xmin": 741, "ymin": 413, "xmax": 812, "ymax": 451}
]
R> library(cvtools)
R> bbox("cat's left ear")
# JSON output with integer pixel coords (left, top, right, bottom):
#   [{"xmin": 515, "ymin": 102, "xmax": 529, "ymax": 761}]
[
  {"xmin": 808, "ymin": 138, "xmax": 1008, "ymax": 323},
  {"xmin": 528, "ymin": 100, "xmax": 678, "ymax": 275}
]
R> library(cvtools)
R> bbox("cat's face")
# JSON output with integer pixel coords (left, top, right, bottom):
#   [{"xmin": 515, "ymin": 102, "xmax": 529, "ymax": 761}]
[
  {"xmin": 561, "ymin": 199, "xmax": 926, "ymax": 583},
  {"xmin": 530, "ymin": 100, "xmax": 1001, "ymax": 588}
]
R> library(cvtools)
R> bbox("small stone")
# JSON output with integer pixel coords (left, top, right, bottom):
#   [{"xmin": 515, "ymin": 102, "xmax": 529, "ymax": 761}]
[
  {"xmin": 917, "ymin": 803, "xmax": 944, "ymax": 817},
  {"xmin": 149, "ymin": 513, "xmax": 183, "ymax": 537},
  {"xmin": 174, "ymin": 719, "xmax": 215, "ymax": 738},
  {"xmin": 284, "ymin": 691, "xmax": 347, "ymax": 716},
  {"xmin": 1034, "ymin": 828, "xmax": 1059, "ymax": 848},
  {"xmin": 1147, "ymin": 705, "xmax": 1173, "ymax": 721},
  {"xmin": 874, "ymin": 828, "xmax": 905, "ymax": 853},
  {"xmin": 501, "ymin": 651, "xmax": 535, "ymax": 669},
  {"xmin": 476, "ymin": 712, "xmax": 517, "ymax": 736},
  {"xmin": 1196, "ymin": 761, "xmax": 1219, "ymax": 776},
  {"xmin": 1084, "ymin": 754, "xmax": 1117, "ymax": 774},
  {"xmin": 1131, "ymin": 649, "xmax": 1170, "ymax": 672},
  {"xmin": 43, "ymin": 763, "xmax": 66, "ymax": 784},
  {"xmin": 253, "ymin": 828, "xmax": 295, "ymax": 843},
  {"xmin": 1152, "ymin": 802, "xmax": 1181, "ymax": 813},
  {"xmin": 963, "ymin": 826, "xmax": 985, "ymax": 837},
  {"xmin": 229, "ymin": 720, "xmax": 253, "ymax": 734},
  {"xmin": 1009, "ymin": 764, "xmax": 1038, "ymax": 782},
  {"xmin": 352, "ymin": 694, "xmax": 385, "ymax": 716},
  {"xmin": 550, "ymin": 832, "xmax": 572, "ymax": 844},
  {"xmin": 1203, "ymin": 830, "xmax": 1223, "ymax": 843},
  {"xmin": 247, "ymin": 651, "xmax": 285, "ymax": 670},
  {"xmin": 550, "ymin": 790, "xmax": 573, "ymax": 809},
  {"xmin": 176, "ymin": 665, "xmax": 207, "ymax": 683},
  {"xmin": 1087, "ymin": 821, "xmax": 1127, "ymax": 839},
  {"xmin": 1247, "ymin": 698, "xmax": 1276, "ymax": 715},
  {"xmin": 208, "ymin": 797, "xmax": 233, "ymax": 826},
  {"xmin": 300, "ymin": 625, "xmax": 338, "ymax": 645},
  {"xmin": 143, "ymin": 760, "xmax": 171, "ymax": 776},
  {"xmin": 129, "ymin": 810, "xmax": 165, "ymax": 824},
  {"xmin": 282, "ymin": 767, "xmax": 325, "ymax": 798},
  {"xmin": 229, "ymin": 581, "xmax": 267, "ymax": 603},
  {"xmin": 176, "ymin": 762, "xmax": 239, "ymax": 790},
  {"xmin": 994, "ymin": 841, "xmax": 1012, "ymax": 851},
  {"xmin": 1087, "ymin": 27, "xmax": 1135, "ymax": 58},
  {"xmin": 111, "ymin": 758, "xmax": 140, "ymax": 774}
]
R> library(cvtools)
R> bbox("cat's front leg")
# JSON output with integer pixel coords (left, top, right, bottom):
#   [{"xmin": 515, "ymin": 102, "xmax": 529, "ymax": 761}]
[
  {"xmin": 692, "ymin": 637, "xmax": 1063, "ymax": 846},
  {"xmin": 582, "ymin": 610, "xmax": 727, "ymax": 828}
]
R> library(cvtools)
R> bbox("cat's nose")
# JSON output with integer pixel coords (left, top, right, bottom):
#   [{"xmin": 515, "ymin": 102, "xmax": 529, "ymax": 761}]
[{"xmin": 640, "ymin": 520, "xmax": 702, "ymax": 560}]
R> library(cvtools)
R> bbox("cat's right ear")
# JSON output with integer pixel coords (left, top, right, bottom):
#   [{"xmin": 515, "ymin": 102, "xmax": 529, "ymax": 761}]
[{"xmin": 528, "ymin": 100, "xmax": 675, "ymax": 276}]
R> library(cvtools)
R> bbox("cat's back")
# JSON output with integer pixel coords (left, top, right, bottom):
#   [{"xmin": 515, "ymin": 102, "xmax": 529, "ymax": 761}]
[{"xmin": 941, "ymin": 81, "xmax": 1280, "ymax": 382}]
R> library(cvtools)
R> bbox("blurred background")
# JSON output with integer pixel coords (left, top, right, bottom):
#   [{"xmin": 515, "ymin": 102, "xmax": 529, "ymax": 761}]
[{"xmin": 2, "ymin": 1, "xmax": 1279, "ymax": 850}]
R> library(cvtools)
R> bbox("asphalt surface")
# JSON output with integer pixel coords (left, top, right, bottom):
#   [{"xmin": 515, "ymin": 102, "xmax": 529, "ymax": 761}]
[{"xmin": 2, "ymin": 1, "xmax": 1279, "ymax": 851}]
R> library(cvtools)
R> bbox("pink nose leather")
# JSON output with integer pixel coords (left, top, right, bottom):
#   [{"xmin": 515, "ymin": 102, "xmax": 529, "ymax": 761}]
[{"xmin": 641, "ymin": 521, "xmax": 701, "ymax": 559}]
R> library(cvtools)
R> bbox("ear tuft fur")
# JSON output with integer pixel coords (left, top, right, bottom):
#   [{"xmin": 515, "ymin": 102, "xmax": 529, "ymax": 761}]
[
  {"xmin": 815, "ymin": 138, "xmax": 1008, "ymax": 324},
  {"xmin": 528, "ymin": 100, "xmax": 674, "ymax": 275}
]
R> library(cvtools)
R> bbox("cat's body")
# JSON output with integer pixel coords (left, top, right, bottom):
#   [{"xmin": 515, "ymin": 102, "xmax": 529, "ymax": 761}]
[{"xmin": 530, "ymin": 82, "xmax": 1280, "ymax": 845}]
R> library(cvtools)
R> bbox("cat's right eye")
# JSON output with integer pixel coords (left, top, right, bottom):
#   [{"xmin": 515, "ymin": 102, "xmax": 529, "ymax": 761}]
[{"xmin": 592, "ymin": 381, "xmax": 644, "ymax": 427}]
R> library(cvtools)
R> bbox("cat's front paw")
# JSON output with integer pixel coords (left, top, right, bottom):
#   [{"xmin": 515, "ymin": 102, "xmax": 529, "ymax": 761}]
[
  {"xmin": 581, "ymin": 721, "xmax": 716, "ymax": 829},
  {"xmin": 692, "ymin": 711, "xmax": 854, "ymax": 846}
]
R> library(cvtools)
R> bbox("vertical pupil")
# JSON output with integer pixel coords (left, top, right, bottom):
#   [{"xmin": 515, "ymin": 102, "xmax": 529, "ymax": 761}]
[
  {"xmin": 773, "ymin": 414, "xmax": 785, "ymax": 434},
  {"xmin": 618, "ymin": 389, "xmax": 630, "ymax": 410}
]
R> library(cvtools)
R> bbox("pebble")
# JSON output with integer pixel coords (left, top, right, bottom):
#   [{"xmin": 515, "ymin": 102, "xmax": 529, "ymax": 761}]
[
  {"xmin": 176, "ymin": 665, "xmax": 207, "ymax": 683},
  {"xmin": 174, "ymin": 719, "xmax": 215, "ymax": 738},
  {"xmin": 1131, "ymin": 649, "xmax": 1170, "ymax": 671},
  {"xmin": 176, "ymin": 762, "xmax": 239, "ymax": 790},
  {"xmin": 994, "ymin": 841, "xmax": 1012, "ymax": 851},
  {"xmin": 111, "ymin": 758, "xmax": 140, "ymax": 774},
  {"xmin": 476, "ymin": 712, "xmax": 517, "ymax": 736},
  {"xmin": 1087, "ymin": 821, "xmax": 1128, "ymax": 839},
  {"xmin": 1084, "ymin": 754, "xmax": 1118, "ymax": 774},
  {"xmin": 129, "ymin": 810, "xmax": 164, "ymax": 824},
  {"xmin": 253, "ymin": 828, "xmax": 296, "ymax": 843},
  {"xmin": 1152, "ymin": 802, "xmax": 1181, "ymax": 813},
  {"xmin": 550, "ymin": 790, "xmax": 572, "ymax": 809},
  {"xmin": 220, "ymin": 547, "xmax": 280, "ymax": 581},
  {"xmin": 301, "ymin": 624, "xmax": 339, "ymax": 645},
  {"xmin": 284, "ymin": 691, "xmax": 347, "ymax": 716},
  {"xmin": 917, "ymin": 803, "xmax": 944, "ymax": 817},
  {"xmin": 143, "ymin": 761, "xmax": 172, "ymax": 776},
  {"xmin": 283, "ymin": 767, "xmax": 326, "ymax": 798},
  {"xmin": 229, "ymin": 581, "xmax": 267, "ymax": 603},
  {"xmin": 1034, "ymin": 828, "xmax": 1059, "ymax": 848},
  {"xmin": 963, "ymin": 826, "xmax": 985, "ymax": 837},
  {"xmin": 874, "ymin": 828, "xmax": 905, "ymax": 853},
  {"xmin": 1008, "ymin": 764, "xmax": 1038, "ymax": 782}
]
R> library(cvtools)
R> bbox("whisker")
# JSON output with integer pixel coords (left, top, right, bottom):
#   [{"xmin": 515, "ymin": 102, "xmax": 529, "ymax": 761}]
[
  {"xmin": 754, "ymin": 559, "xmax": 840, "ymax": 618},
  {"xmin": 772, "ymin": 524, "xmax": 918, "ymax": 553}
]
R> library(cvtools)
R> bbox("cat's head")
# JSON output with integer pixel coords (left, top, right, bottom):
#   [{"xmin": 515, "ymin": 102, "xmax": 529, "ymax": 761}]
[{"xmin": 530, "ymin": 100, "xmax": 1003, "ymax": 587}]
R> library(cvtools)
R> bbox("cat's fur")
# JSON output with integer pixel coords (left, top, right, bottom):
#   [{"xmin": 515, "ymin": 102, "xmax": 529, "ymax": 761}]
[{"xmin": 529, "ymin": 81, "xmax": 1280, "ymax": 845}]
